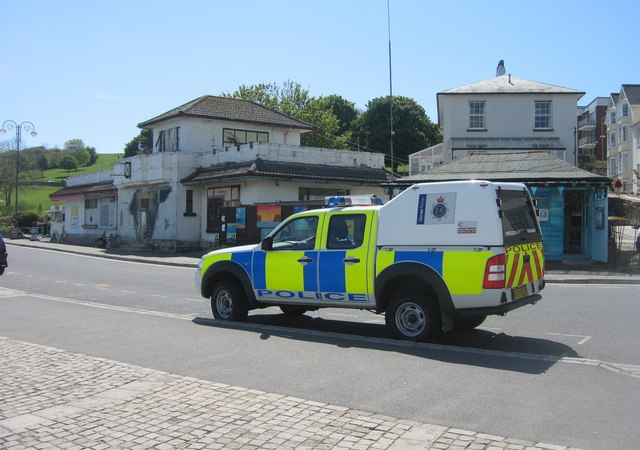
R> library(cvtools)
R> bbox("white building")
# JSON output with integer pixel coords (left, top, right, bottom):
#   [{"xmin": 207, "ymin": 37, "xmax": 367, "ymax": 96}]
[
  {"xmin": 50, "ymin": 96, "xmax": 392, "ymax": 250},
  {"xmin": 410, "ymin": 61, "xmax": 584, "ymax": 175},
  {"xmin": 606, "ymin": 84, "xmax": 640, "ymax": 195}
]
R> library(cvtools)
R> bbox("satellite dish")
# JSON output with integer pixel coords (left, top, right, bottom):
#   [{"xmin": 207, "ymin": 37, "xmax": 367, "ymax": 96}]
[{"xmin": 138, "ymin": 142, "xmax": 148, "ymax": 151}]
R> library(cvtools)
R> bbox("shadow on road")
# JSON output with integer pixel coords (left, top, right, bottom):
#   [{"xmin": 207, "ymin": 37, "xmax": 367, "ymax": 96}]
[{"xmin": 192, "ymin": 313, "xmax": 579, "ymax": 375}]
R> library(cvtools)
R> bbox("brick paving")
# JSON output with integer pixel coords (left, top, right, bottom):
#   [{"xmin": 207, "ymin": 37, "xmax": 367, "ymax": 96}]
[{"xmin": 0, "ymin": 337, "xmax": 581, "ymax": 449}]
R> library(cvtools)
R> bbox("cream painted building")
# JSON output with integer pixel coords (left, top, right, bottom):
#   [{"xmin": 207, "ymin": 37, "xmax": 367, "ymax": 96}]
[
  {"xmin": 50, "ymin": 96, "xmax": 392, "ymax": 250},
  {"xmin": 606, "ymin": 84, "xmax": 640, "ymax": 194}
]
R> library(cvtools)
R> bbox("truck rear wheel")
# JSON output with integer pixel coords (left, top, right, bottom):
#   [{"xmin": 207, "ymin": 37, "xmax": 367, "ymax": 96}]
[
  {"xmin": 211, "ymin": 279, "xmax": 248, "ymax": 322},
  {"xmin": 385, "ymin": 287, "xmax": 442, "ymax": 342}
]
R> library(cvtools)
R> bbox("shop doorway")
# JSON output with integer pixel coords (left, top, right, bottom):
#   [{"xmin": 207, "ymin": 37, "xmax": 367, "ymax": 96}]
[{"xmin": 564, "ymin": 190, "xmax": 586, "ymax": 254}]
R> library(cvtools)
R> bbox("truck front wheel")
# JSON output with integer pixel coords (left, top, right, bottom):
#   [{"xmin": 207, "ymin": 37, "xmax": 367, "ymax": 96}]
[
  {"xmin": 385, "ymin": 288, "xmax": 442, "ymax": 342},
  {"xmin": 211, "ymin": 279, "xmax": 248, "ymax": 322}
]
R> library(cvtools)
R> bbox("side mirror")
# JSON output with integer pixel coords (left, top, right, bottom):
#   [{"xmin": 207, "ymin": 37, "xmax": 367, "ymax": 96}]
[{"xmin": 261, "ymin": 236, "xmax": 273, "ymax": 251}]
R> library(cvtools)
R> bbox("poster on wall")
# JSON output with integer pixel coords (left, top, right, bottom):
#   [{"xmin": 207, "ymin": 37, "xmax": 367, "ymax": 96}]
[
  {"xmin": 236, "ymin": 207, "xmax": 246, "ymax": 229},
  {"xmin": 227, "ymin": 224, "xmax": 237, "ymax": 244},
  {"xmin": 257, "ymin": 205, "xmax": 282, "ymax": 228}
]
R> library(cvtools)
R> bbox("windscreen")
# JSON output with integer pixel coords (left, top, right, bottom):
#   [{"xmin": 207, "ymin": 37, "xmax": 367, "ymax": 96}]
[{"xmin": 498, "ymin": 189, "xmax": 542, "ymax": 246}]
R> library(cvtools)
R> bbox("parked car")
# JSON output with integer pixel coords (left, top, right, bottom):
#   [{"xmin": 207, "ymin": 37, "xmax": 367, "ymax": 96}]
[{"xmin": 0, "ymin": 233, "xmax": 7, "ymax": 275}]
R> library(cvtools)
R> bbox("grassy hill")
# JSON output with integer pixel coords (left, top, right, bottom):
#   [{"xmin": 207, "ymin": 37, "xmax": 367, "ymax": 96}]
[{"xmin": 1, "ymin": 153, "xmax": 123, "ymax": 217}]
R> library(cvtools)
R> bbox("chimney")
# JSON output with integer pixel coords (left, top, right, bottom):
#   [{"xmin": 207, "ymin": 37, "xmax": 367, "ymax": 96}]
[{"xmin": 496, "ymin": 59, "xmax": 506, "ymax": 76}]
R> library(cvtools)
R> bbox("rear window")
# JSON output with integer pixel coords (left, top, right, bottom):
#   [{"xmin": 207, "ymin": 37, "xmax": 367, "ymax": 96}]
[{"xmin": 498, "ymin": 189, "xmax": 541, "ymax": 246}]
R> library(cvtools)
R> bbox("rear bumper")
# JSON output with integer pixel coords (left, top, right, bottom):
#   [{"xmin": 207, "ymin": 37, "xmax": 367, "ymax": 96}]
[{"xmin": 456, "ymin": 294, "xmax": 542, "ymax": 318}]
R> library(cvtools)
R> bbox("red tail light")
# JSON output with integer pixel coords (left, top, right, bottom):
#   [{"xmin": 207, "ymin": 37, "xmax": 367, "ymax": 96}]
[{"xmin": 484, "ymin": 254, "xmax": 506, "ymax": 289}]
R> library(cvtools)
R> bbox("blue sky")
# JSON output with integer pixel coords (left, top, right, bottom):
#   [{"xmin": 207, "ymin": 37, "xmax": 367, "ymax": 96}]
[{"xmin": 1, "ymin": 0, "xmax": 637, "ymax": 154}]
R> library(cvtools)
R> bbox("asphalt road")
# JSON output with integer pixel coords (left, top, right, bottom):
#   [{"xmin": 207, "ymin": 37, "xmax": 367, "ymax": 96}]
[{"xmin": 1, "ymin": 245, "xmax": 639, "ymax": 449}]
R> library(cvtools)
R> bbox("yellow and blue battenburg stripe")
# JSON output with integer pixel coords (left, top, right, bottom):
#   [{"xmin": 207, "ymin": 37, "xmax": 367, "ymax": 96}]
[{"xmin": 238, "ymin": 249, "xmax": 371, "ymax": 302}]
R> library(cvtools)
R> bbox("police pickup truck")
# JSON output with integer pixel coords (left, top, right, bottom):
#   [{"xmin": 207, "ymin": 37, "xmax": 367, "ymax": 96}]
[{"xmin": 195, "ymin": 180, "xmax": 545, "ymax": 341}]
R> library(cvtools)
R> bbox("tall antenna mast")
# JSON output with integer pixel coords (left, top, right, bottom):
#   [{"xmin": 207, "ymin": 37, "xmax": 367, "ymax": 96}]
[{"xmin": 387, "ymin": 0, "xmax": 394, "ymax": 174}]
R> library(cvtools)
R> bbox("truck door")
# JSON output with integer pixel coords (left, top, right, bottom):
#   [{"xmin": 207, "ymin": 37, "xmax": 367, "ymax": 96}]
[
  {"xmin": 318, "ymin": 211, "xmax": 375, "ymax": 305},
  {"xmin": 252, "ymin": 213, "xmax": 323, "ymax": 303}
]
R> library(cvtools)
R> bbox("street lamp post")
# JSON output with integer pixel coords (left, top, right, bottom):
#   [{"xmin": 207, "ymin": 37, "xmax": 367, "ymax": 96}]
[{"xmin": 0, "ymin": 120, "xmax": 38, "ymax": 216}]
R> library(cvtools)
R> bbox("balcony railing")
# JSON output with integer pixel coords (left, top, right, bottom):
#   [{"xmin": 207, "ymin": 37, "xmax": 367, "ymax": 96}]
[
  {"xmin": 578, "ymin": 117, "xmax": 596, "ymax": 129},
  {"xmin": 578, "ymin": 136, "xmax": 596, "ymax": 148}
]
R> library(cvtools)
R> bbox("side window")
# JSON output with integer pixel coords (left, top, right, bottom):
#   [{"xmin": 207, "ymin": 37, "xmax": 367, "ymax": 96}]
[
  {"xmin": 272, "ymin": 216, "xmax": 318, "ymax": 250},
  {"xmin": 327, "ymin": 214, "xmax": 366, "ymax": 249}
]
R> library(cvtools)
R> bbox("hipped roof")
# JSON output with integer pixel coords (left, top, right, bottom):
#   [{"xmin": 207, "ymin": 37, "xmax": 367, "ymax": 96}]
[
  {"xmin": 396, "ymin": 151, "xmax": 610, "ymax": 185},
  {"xmin": 138, "ymin": 95, "xmax": 315, "ymax": 131}
]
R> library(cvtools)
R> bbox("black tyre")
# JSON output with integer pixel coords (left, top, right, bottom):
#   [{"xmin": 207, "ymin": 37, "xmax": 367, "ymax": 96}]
[
  {"xmin": 453, "ymin": 315, "xmax": 487, "ymax": 330},
  {"xmin": 211, "ymin": 279, "xmax": 248, "ymax": 322},
  {"xmin": 279, "ymin": 305, "xmax": 308, "ymax": 316},
  {"xmin": 0, "ymin": 267, "xmax": 4, "ymax": 276},
  {"xmin": 385, "ymin": 287, "xmax": 442, "ymax": 342}
]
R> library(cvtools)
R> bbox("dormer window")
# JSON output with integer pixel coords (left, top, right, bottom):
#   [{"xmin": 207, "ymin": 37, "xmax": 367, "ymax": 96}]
[{"xmin": 223, "ymin": 128, "xmax": 269, "ymax": 148}]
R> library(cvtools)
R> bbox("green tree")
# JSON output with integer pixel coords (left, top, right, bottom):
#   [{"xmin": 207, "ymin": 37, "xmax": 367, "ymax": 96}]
[
  {"xmin": 59, "ymin": 154, "xmax": 78, "ymax": 174},
  {"xmin": 223, "ymin": 81, "xmax": 352, "ymax": 149},
  {"xmin": 86, "ymin": 146, "xmax": 98, "ymax": 165},
  {"xmin": 63, "ymin": 139, "xmax": 91, "ymax": 166},
  {"xmin": 124, "ymin": 129, "xmax": 152, "ymax": 157},
  {"xmin": 316, "ymin": 95, "xmax": 359, "ymax": 136},
  {"xmin": 0, "ymin": 148, "xmax": 15, "ymax": 209},
  {"xmin": 37, "ymin": 153, "xmax": 49, "ymax": 177},
  {"xmin": 354, "ymin": 96, "xmax": 441, "ymax": 172}
]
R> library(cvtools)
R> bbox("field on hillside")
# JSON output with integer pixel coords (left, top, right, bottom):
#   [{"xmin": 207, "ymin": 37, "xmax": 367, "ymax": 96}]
[{"xmin": 1, "ymin": 153, "xmax": 123, "ymax": 217}]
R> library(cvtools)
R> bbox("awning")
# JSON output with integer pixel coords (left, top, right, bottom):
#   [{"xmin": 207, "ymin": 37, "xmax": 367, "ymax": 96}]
[
  {"xmin": 49, "ymin": 182, "xmax": 117, "ymax": 201},
  {"xmin": 181, "ymin": 158, "xmax": 395, "ymax": 185}
]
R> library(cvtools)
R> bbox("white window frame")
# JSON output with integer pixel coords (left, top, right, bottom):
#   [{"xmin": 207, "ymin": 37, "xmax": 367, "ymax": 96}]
[
  {"xmin": 468, "ymin": 101, "xmax": 486, "ymax": 130},
  {"xmin": 620, "ymin": 152, "xmax": 629, "ymax": 172},
  {"xmin": 534, "ymin": 101, "xmax": 552, "ymax": 129},
  {"xmin": 621, "ymin": 103, "xmax": 629, "ymax": 117},
  {"xmin": 156, "ymin": 127, "xmax": 180, "ymax": 152},
  {"xmin": 608, "ymin": 156, "xmax": 618, "ymax": 176},
  {"xmin": 619, "ymin": 125, "xmax": 628, "ymax": 142}
]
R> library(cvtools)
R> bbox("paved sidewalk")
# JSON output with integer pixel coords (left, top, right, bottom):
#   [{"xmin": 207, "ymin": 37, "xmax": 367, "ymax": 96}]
[{"xmin": 0, "ymin": 337, "xmax": 581, "ymax": 450}]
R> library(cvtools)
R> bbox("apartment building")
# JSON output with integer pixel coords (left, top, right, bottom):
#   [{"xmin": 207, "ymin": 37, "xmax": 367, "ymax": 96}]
[
  {"xmin": 577, "ymin": 97, "xmax": 608, "ymax": 175},
  {"xmin": 606, "ymin": 85, "xmax": 640, "ymax": 194}
]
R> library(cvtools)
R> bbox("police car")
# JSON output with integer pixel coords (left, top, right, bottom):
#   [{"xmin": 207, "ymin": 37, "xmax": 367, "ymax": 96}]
[{"xmin": 195, "ymin": 180, "xmax": 545, "ymax": 342}]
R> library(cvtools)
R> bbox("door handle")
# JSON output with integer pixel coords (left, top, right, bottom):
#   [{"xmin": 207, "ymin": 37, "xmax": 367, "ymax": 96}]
[
  {"xmin": 297, "ymin": 257, "xmax": 313, "ymax": 265},
  {"xmin": 343, "ymin": 256, "xmax": 360, "ymax": 265}
]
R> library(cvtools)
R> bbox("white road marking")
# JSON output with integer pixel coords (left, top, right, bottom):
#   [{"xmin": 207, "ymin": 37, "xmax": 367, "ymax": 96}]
[
  {"xmin": 0, "ymin": 286, "xmax": 637, "ymax": 378},
  {"xmin": 545, "ymin": 332, "xmax": 592, "ymax": 345}
]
